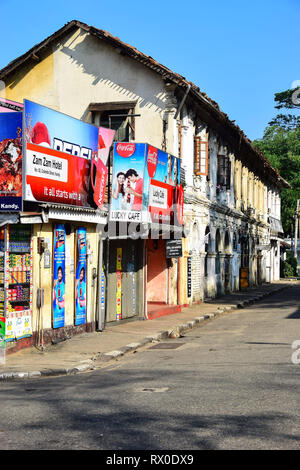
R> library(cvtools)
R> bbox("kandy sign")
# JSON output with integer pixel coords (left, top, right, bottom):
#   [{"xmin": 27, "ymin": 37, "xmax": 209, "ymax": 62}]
[
  {"xmin": 23, "ymin": 100, "xmax": 113, "ymax": 210},
  {"xmin": 110, "ymin": 142, "xmax": 183, "ymax": 225}
]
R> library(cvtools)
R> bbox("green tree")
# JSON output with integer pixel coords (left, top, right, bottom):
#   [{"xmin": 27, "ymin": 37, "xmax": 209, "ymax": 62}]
[{"xmin": 253, "ymin": 88, "xmax": 300, "ymax": 236}]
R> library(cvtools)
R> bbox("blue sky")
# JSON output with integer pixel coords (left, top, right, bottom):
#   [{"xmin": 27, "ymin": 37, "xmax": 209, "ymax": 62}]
[{"xmin": 0, "ymin": 0, "xmax": 299, "ymax": 140}]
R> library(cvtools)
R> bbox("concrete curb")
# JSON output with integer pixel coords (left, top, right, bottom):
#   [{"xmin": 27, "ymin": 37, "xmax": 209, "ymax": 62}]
[{"xmin": 0, "ymin": 283, "xmax": 293, "ymax": 382}]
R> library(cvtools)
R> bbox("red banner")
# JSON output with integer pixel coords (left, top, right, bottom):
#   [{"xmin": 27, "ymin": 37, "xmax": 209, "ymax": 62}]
[{"xmin": 25, "ymin": 143, "xmax": 107, "ymax": 209}]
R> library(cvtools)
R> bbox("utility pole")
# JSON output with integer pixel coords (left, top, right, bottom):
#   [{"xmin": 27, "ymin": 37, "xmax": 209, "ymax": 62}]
[{"xmin": 294, "ymin": 199, "xmax": 299, "ymax": 259}]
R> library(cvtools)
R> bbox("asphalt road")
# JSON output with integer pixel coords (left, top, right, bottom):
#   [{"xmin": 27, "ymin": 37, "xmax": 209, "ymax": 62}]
[{"xmin": 0, "ymin": 284, "xmax": 299, "ymax": 450}]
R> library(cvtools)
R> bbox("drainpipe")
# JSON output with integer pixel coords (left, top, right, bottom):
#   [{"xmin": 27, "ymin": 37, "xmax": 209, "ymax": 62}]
[{"xmin": 174, "ymin": 84, "xmax": 191, "ymax": 120}]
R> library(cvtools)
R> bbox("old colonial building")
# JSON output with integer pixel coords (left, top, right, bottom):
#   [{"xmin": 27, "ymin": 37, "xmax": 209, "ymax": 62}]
[{"xmin": 0, "ymin": 20, "xmax": 289, "ymax": 351}]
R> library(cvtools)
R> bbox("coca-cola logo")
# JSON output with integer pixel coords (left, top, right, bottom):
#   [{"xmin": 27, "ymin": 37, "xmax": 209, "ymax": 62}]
[
  {"xmin": 147, "ymin": 145, "xmax": 158, "ymax": 178},
  {"xmin": 116, "ymin": 143, "xmax": 136, "ymax": 158}
]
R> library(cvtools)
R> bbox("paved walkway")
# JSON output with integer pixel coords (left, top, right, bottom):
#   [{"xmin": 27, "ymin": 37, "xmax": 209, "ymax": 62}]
[{"xmin": 0, "ymin": 280, "xmax": 297, "ymax": 381}]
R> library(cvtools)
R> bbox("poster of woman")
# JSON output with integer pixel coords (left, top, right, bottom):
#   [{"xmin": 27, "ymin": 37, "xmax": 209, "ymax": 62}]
[
  {"xmin": 53, "ymin": 225, "xmax": 66, "ymax": 328},
  {"xmin": 75, "ymin": 228, "xmax": 87, "ymax": 325}
]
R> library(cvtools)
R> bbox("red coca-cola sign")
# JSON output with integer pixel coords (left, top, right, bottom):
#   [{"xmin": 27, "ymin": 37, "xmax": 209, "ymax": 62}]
[
  {"xmin": 116, "ymin": 143, "xmax": 136, "ymax": 158},
  {"xmin": 147, "ymin": 145, "xmax": 158, "ymax": 178}
]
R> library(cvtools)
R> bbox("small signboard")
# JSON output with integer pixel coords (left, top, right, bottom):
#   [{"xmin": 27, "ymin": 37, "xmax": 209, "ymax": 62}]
[
  {"xmin": 166, "ymin": 239, "xmax": 182, "ymax": 258},
  {"xmin": 187, "ymin": 256, "xmax": 192, "ymax": 298}
]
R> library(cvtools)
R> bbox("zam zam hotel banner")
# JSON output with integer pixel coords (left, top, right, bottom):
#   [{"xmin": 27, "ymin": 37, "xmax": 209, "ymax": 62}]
[
  {"xmin": 110, "ymin": 142, "xmax": 182, "ymax": 224},
  {"xmin": 23, "ymin": 99, "xmax": 114, "ymax": 209}
]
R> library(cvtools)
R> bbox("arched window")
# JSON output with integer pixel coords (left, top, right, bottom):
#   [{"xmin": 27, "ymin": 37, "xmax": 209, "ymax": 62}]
[{"xmin": 224, "ymin": 231, "xmax": 230, "ymax": 254}]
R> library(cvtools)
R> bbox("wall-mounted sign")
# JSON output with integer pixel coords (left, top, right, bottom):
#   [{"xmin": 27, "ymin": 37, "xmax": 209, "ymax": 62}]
[
  {"xmin": 23, "ymin": 100, "xmax": 113, "ymax": 210},
  {"xmin": 110, "ymin": 142, "xmax": 182, "ymax": 226},
  {"xmin": 187, "ymin": 256, "xmax": 192, "ymax": 298},
  {"xmin": 166, "ymin": 239, "xmax": 182, "ymax": 258},
  {"xmin": 116, "ymin": 248, "xmax": 122, "ymax": 321},
  {"xmin": 0, "ymin": 98, "xmax": 23, "ymax": 113},
  {"xmin": 53, "ymin": 224, "xmax": 66, "ymax": 328},
  {"xmin": 75, "ymin": 228, "xmax": 87, "ymax": 326}
]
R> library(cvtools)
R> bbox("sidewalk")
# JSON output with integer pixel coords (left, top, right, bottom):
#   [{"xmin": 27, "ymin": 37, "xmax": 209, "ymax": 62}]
[{"xmin": 0, "ymin": 280, "xmax": 297, "ymax": 381}]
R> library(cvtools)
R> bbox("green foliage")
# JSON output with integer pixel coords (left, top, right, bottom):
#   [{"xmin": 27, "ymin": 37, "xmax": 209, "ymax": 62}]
[
  {"xmin": 281, "ymin": 251, "xmax": 298, "ymax": 278},
  {"xmin": 274, "ymin": 88, "xmax": 300, "ymax": 110},
  {"xmin": 253, "ymin": 88, "xmax": 300, "ymax": 236}
]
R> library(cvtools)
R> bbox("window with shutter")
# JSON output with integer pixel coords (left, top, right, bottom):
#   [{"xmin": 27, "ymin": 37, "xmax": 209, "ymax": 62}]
[
  {"xmin": 100, "ymin": 110, "xmax": 130, "ymax": 142},
  {"xmin": 194, "ymin": 137, "xmax": 208, "ymax": 176},
  {"xmin": 217, "ymin": 155, "xmax": 231, "ymax": 189}
]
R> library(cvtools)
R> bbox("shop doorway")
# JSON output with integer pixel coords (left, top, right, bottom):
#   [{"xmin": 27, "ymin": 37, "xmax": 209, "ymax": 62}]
[
  {"xmin": 106, "ymin": 239, "xmax": 143, "ymax": 323},
  {"xmin": 240, "ymin": 235, "xmax": 249, "ymax": 289},
  {"xmin": 147, "ymin": 239, "xmax": 168, "ymax": 304}
]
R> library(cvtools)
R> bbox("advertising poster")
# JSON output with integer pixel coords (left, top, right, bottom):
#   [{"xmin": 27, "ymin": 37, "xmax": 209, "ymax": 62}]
[
  {"xmin": 98, "ymin": 127, "xmax": 116, "ymax": 164},
  {"xmin": 53, "ymin": 224, "xmax": 66, "ymax": 329},
  {"xmin": 4, "ymin": 315, "xmax": 14, "ymax": 341},
  {"xmin": 110, "ymin": 143, "xmax": 147, "ymax": 222},
  {"xmin": 0, "ymin": 98, "xmax": 23, "ymax": 113},
  {"xmin": 116, "ymin": 248, "xmax": 122, "ymax": 320},
  {"xmin": 0, "ymin": 315, "xmax": 5, "ymax": 364},
  {"xmin": 110, "ymin": 142, "xmax": 182, "ymax": 225},
  {"xmin": 23, "ymin": 100, "xmax": 111, "ymax": 210},
  {"xmin": 0, "ymin": 316, "xmax": 5, "ymax": 337},
  {"xmin": 0, "ymin": 112, "xmax": 23, "ymax": 211},
  {"xmin": 143, "ymin": 145, "xmax": 181, "ymax": 225},
  {"xmin": 75, "ymin": 228, "xmax": 87, "ymax": 326}
]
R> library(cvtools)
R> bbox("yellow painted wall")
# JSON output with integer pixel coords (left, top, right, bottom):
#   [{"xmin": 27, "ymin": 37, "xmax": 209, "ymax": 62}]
[
  {"xmin": 2, "ymin": 53, "xmax": 55, "ymax": 107},
  {"xmin": 32, "ymin": 222, "xmax": 99, "ymax": 333}
]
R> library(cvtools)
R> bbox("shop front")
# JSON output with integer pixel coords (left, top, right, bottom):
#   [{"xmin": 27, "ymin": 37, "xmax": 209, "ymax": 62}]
[
  {"xmin": 0, "ymin": 223, "xmax": 33, "ymax": 352},
  {"xmin": 105, "ymin": 236, "xmax": 145, "ymax": 323},
  {"xmin": 27, "ymin": 210, "xmax": 106, "ymax": 348},
  {"xmin": 106, "ymin": 142, "xmax": 184, "ymax": 323},
  {"xmin": 0, "ymin": 98, "xmax": 114, "ymax": 354}
]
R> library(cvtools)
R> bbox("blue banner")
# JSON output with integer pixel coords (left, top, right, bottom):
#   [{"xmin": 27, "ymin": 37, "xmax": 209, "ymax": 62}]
[
  {"xmin": 75, "ymin": 228, "xmax": 87, "ymax": 325},
  {"xmin": 53, "ymin": 224, "xmax": 66, "ymax": 328}
]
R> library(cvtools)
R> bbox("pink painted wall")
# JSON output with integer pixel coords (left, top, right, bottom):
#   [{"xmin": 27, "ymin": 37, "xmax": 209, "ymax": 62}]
[{"xmin": 147, "ymin": 240, "xmax": 167, "ymax": 302}]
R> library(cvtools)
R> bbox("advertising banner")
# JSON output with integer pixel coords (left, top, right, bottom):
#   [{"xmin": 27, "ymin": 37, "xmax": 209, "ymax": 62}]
[
  {"xmin": 0, "ymin": 98, "xmax": 23, "ymax": 113},
  {"xmin": 0, "ymin": 315, "xmax": 5, "ymax": 364},
  {"xmin": 23, "ymin": 100, "xmax": 113, "ymax": 210},
  {"xmin": 0, "ymin": 112, "xmax": 23, "ymax": 211},
  {"xmin": 110, "ymin": 143, "xmax": 147, "ymax": 222},
  {"xmin": 143, "ymin": 146, "xmax": 181, "ymax": 225},
  {"xmin": 98, "ymin": 127, "xmax": 116, "ymax": 165},
  {"xmin": 110, "ymin": 142, "xmax": 182, "ymax": 225},
  {"xmin": 116, "ymin": 248, "xmax": 122, "ymax": 320},
  {"xmin": 75, "ymin": 228, "xmax": 87, "ymax": 326},
  {"xmin": 53, "ymin": 224, "xmax": 66, "ymax": 329}
]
